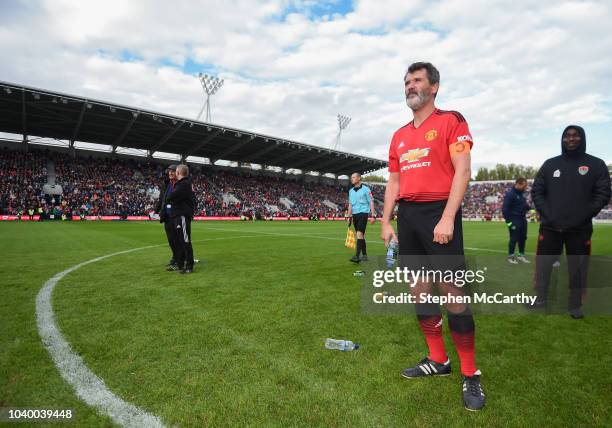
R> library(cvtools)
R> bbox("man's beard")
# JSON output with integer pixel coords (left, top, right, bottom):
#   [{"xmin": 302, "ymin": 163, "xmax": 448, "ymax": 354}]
[{"xmin": 406, "ymin": 90, "xmax": 431, "ymax": 111}]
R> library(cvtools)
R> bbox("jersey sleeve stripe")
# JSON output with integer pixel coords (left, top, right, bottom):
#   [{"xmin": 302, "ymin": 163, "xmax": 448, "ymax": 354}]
[{"xmin": 435, "ymin": 109, "xmax": 466, "ymax": 123}]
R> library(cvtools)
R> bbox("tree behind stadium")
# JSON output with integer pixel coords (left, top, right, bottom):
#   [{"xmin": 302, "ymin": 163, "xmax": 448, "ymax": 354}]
[{"xmin": 474, "ymin": 164, "xmax": 537, "ymax": 181}]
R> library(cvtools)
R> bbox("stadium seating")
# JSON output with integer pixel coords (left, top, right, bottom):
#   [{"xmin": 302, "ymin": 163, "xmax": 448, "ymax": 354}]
[
  {"xmin": 1, "ymin": 147, "xmax": 610, "ymax": 220},
  {"xmin": 462, "ymin": 181, "xmax": 533, "ymax": 221},
  {"xmin": 0, "ymin": 147, "xmax": 47, "ymax": 215}
]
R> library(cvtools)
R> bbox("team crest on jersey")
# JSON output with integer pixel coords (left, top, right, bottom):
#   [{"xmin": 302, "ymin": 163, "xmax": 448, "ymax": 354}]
[
  {"xmin": 424, "ymin": 129, "xmax": 438, "ymax": 141},
  {"xmin": 553, "ymin": 169, "xmax": 561, "ymax": 178},
  {"xmin": 578, "ymin": 166, "xmax": 589, "ymax": 175},
  {"xmin": 400, "ymin": 148, "xmax": 430, "ymax": 163}
]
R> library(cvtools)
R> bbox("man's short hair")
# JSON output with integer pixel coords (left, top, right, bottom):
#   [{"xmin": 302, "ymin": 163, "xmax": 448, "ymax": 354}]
[
  {"xmin": 176, "ymin": 164, "xmax": 189, "ymax": 177},
  {"xmin": 351, "ymin": 172, "xmax": 361, "ymax": 178},
  {"xmin": 515, "ymin": 177, "xmax": 527, "ymax": 185},
  {"xmin": 406, "ymin": 62, "xmax": 440, "ymax": 86}
]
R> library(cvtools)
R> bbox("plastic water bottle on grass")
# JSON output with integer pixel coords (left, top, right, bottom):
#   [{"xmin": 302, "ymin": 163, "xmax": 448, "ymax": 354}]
[
  {"xmin": 386, "ymin": 239, "xmax": 398, "ymax": 269},
  {"xmin": 325, "ymin": 338, "xmax": 360, "ymax": 351}
]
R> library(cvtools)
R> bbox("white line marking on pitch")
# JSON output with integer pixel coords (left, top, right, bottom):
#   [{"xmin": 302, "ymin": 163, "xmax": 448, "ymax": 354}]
[
  {"xmin": 36, "ymin": 245, "xmax": 165, "ymax": 428},
  {"xmin": 35, "ymin": 228, "xmax": 512, "ymax": 426},
  {"xmin": 35, "ymin": 235, "xmax": 256, "ymax": 428}
]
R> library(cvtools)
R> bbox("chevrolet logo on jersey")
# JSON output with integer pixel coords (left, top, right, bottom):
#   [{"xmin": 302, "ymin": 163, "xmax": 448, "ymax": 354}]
[{"xmin": 400, "ymin": 148, "xmax": 430, "ymax": 163}]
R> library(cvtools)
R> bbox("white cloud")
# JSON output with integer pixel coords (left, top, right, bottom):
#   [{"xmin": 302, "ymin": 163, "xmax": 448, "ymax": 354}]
[{"xmin": 1, "ymin": 0, "xmax": 611, "ymax": 173}]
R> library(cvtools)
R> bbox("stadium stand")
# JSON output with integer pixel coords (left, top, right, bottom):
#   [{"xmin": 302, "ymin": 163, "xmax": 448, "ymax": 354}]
[
  {"xmin": 2, "ymin": 147, "xmax": 610, "ymax": 220},
  {"xmin": 462, "ymin": 181, "xmax": 533, "ymax": 221},
  {"xmin": 2, "ymin": 80, "xmax": 610, "ymax": 222},
  {"xmin": 0, "ymin": 81, "xmax": 385, "ymax": 178},
  {"xmin": 0, "ymin": 147, "xmax": 356, "ymax": 218},
  {"xmin": 0, "ymin": 147, "xmax": 47, "ymax": 215}
]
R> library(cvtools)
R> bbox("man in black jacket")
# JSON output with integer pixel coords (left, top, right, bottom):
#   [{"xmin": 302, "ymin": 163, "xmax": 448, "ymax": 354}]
[
  {"xmin": 167, "ymin": 164, "xmax": 196, "ymax": 274},
  {"xmin": 155, "ymin": 165, "xmax": 180, "ymax": 271},
  {"xmin": 502, "ymin": 177, "xmax": 530, "ymax": 264},
  {"xmin": 530, "ymin": 125, "xmax": 611, "ymax": 318}
]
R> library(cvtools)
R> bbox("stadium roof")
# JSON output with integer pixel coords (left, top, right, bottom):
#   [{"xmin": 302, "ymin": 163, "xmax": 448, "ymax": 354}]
[{"xmin": 0, "ymin": 80, "xmax": 386, "ymax": 176}]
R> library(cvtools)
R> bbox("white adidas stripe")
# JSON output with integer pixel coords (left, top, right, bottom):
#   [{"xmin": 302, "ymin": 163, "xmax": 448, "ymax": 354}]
[{"xmin": 181, "ymin": 216, "xmax": 188, "ymax": 243}]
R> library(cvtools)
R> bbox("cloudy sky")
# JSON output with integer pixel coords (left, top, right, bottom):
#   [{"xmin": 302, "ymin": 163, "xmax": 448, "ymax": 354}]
[{"xmin": 1, "ymin": 0, "xmax": 611, "ymax": 173}]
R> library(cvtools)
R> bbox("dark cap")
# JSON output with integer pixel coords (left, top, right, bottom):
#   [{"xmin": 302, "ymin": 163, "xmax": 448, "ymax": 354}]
[{"xmin": 167, "ymin": 164, "xmax": 177, "ymax": 171}]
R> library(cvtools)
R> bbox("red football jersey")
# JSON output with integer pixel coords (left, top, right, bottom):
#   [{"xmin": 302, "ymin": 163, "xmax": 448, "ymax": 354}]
[{"xmin": 388, "ymin": 109, "xmax": 473, "ymax": 202}]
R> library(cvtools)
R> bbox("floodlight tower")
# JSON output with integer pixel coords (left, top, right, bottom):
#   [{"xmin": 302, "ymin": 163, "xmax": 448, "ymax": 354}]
[
  {"xmin": 196, "ymin": 73, "xmax": 224, "ymax": 122},
  {"xmin": 332, "ymin": 114, "xmax": 352, "ymax": 150}
]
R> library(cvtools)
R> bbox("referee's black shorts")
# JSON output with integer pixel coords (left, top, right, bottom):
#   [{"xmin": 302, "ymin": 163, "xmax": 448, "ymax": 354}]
[
  {"xmin": 352, "ymin": 212, "xmax": 369, "ymax": 233},
  {"xmin": 397, "ymin": 200, "xmax": 465, "ymax": 272}
]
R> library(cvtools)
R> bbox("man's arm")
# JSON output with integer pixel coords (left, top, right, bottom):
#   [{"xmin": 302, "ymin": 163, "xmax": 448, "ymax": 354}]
[
  {"xmin": 346, "ymin": 195, "xmax": 352, "ymax": 218},
  {"xmin": 381, "ymin": 172, "xmax": 399, "ymax": 245},
  {"xmin": 530, "ymin": 165, "xmax": 547, "ymax": 215},
  {"xmin": 501, "ymin": 189, "xmax": 512, "ymax": 221},
  {"xmin": 367, "ymin": 187, "xmax": 376, "ymax": 222},
  {"xmin": 433, "ymin": 153, "xmax": 471, "ymax": 244},
  {"xmin": 589, "ymin": 160, "xmax": 612, "ymax": 217}
]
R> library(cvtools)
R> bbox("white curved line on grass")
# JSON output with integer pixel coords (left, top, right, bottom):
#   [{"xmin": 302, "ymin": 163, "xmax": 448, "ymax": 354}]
[
  {"xmin": 35, "ymin": 235, "xmax": 257, "ymax": 427},
  {"xmin": 35, "ymin": 228, "xmax": 507, "ymax": 426},
  {"xmin": 36, "ymin": 245, "xmax": 166, "ymax": 428}
]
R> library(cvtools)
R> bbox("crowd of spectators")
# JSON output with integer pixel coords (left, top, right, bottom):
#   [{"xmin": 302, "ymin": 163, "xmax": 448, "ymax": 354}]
[
  {"xmin": 0, "ymin": 149, "xmax": 355, "ymax": 218},
  {"xmin": 0, "ymin": 147, "xmax": 47, "ymax": 216},
  {"xmin": 1, "ymin": 148, "xmax": 610, "ymax": 221},
  {"xmin": 461, "ymin": 182, "xmax": 533, "ymax": 220},
  {"xmin": 192, "ymin": 171, "xmax": 350, "ymax": 218},
  {"xmin": 54, "ymin": 153, "xmax": 163, "ymax": 217}
]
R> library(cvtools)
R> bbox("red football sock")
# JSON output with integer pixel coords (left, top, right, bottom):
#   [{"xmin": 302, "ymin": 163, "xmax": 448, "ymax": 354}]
[
  {"xmin": 450, "ymin": 330, "xmax": 477, "ymax": 376},
  {"xmin": 418, "ymin": 315, "xmax": 447, "ymax": 364},
  {"xmin": 448, "ymin": 309, "xmax": 478, "ymax": 376}
]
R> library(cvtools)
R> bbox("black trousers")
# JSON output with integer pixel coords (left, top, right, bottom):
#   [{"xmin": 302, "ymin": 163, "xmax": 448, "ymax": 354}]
[
  {"xmin": 163, "ymin": 219, "xmax": 179, "ymax": 264},
  {"xmin": 171, "ymin": 215, "xmax": 194, "ymax": 269},
  {"xmin": 508, "ymin": 217, "xmax": 527, "ymax": 255},
  {"xmin": 535, "ymin": 226, "xmax": 592, "ymax": 310}
]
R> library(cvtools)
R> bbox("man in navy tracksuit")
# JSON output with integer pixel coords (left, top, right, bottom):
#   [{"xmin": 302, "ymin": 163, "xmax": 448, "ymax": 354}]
[
  {"xmin": 530, "ymin": 125, "xmax": 611, "ymax": 318},
  {"xmin": 502, "ymin": 177, "xmax": 530, "ymax": 264}
]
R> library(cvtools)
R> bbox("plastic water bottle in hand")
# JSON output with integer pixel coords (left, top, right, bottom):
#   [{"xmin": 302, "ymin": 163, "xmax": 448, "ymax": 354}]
[
  {"xmin": 386, "ymin": 239, "xmax": 398, "ymax": 269},
  {"xmin": 325, "ymin": 338, "xmax": 360, "ymax": 351}
]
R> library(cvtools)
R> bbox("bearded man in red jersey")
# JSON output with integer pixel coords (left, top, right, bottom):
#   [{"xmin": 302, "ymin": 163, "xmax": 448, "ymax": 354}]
[{"xmin": 381, "ymin": 62, "xmax": 484, "ymax": 411}]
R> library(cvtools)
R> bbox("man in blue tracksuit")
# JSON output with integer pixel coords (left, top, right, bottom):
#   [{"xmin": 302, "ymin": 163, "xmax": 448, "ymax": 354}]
[{"xmin": 502, "ymin": 177, "xmax": 530, "ymax": 264}]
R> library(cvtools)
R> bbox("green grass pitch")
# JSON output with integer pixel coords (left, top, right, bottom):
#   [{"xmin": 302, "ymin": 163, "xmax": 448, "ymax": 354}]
[{"xmin": 1, "ymin": 221, "xmax": 611, "ymax": 427}]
